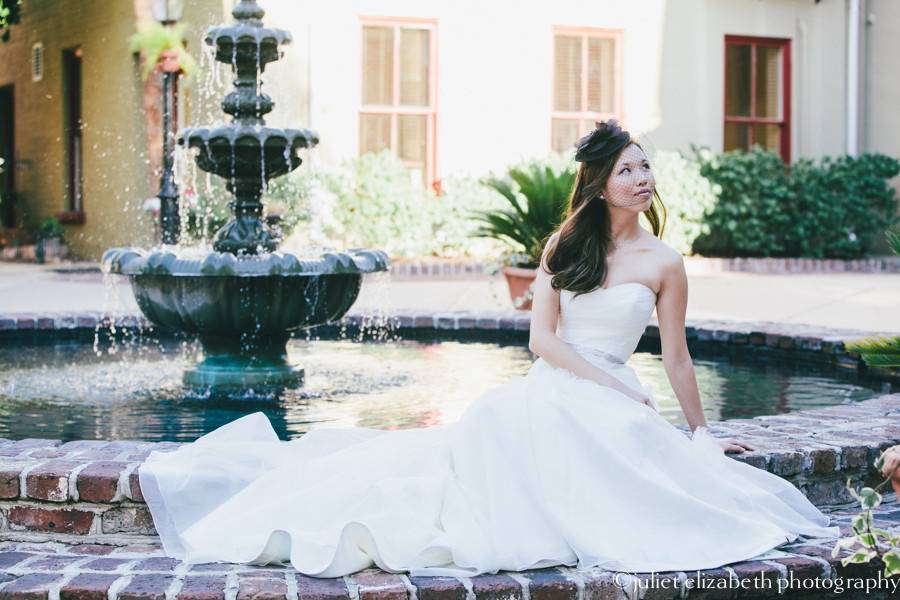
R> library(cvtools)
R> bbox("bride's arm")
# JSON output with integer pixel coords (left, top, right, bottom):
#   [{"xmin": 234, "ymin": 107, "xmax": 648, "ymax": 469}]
[
  {"xmin": 657, "ymin": 255, "xmax": 756, "ymax": 452},
  {"xmin": 528, "ymin": 240, "xmax": 648, "ymax": 403},
  {"xmin": 656, "ymin": 253, "xmax": 709, "ymax": 432}
]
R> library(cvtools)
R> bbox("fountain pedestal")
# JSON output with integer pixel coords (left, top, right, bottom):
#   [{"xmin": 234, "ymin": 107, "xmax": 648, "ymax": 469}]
[{"xmin": 186, "ymin": 333, "xmax": 301, "ymax": 388}]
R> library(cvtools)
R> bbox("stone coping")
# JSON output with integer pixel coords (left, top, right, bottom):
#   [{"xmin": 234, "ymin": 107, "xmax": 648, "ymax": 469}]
[
  {"xmin": 387, "ymin": 255, "xmax": 900, "ymax": 278},
  {"xmin": 2, "ymin": 309, "xmax": 898, "ymax": 382}
]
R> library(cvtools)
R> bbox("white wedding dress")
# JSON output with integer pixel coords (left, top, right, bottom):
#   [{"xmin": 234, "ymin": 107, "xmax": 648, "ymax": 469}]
[{"xmin": 140, "ymin": 282, "xmax": 840, "ymax": 577}]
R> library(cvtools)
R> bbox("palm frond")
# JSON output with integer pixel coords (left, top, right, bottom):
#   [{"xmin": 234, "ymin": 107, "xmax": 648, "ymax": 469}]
[
  {"xmin": 475, "ymin": 162, "xmax": 575, "ymax": 265},
  {"xmin": 885, "ymin": 227, "xmax": 900, "ymax": 257}
]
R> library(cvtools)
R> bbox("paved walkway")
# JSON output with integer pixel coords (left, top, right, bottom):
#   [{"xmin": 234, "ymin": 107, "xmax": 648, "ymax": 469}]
[{"xmin": 1, "ymin": 262, "xmax": 899, "ymax": 334}]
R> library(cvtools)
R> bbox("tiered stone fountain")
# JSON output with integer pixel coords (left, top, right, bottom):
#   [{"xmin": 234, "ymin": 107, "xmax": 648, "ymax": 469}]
[{"xmin": 103, "ymin": 0, "xmax": 388, "ymax": 388}]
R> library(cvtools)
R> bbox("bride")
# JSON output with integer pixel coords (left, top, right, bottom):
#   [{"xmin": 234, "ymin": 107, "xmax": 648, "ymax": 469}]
[{"xmin": 139, "ymin": 120, "xmax": 840, "ymax": 578}]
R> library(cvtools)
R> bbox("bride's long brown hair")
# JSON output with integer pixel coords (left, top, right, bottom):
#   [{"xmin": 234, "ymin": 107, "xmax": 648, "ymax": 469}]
[{"xmin": 543, "ymin": 141, "xmax": 667, "ymax": 297}]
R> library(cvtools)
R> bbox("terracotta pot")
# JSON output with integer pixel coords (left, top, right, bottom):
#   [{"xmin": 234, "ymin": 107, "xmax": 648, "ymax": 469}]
[
  {"xmin": 501, "ymin": 265, "xmax": 537, "ymax": 311},
  {"xmin": 157, "ymin": 49, "xmax": 182, "ymax": 74}
]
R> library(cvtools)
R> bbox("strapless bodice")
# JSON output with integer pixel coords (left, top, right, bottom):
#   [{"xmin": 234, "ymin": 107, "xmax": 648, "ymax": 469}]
[{"xmin": 556, "ymin": 282, "xmax": 657, "ymax": 364}]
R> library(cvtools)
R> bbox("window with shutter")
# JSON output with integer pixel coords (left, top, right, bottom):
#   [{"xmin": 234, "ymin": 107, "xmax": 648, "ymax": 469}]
[
  {"xmin": 551, "ymin": 27, "xmax": 622, "ymax": 153},
  {"xmin": 360, "ymin": 19, "xmax": 437, "ymax": 188},
  {"xmin": 724, "ymin": 36, "xmax": 791, "ymax": 161}
]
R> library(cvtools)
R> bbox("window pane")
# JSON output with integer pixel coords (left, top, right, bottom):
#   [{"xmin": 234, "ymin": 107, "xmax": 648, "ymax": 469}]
[
  {"xmin": 362, "ymin": 26, "xmax": 393, "ymax": 105},
  {"xmin": 725, "ymin": 43, "xmax": 751, "ymax": 117},
  {"xmin": 587, "ymin": 37, "xmax": 615, "ymax": 113},
  {"xmin": 360, "ymin": 113, "xmax": 391, "ymax": 154},
  {"xmin": 397, "ymin": 114, "xmax": 426, "ymax": 163},
  {"xmin": 551, "ymin": 119, "xmax": 581, "ymax": 153},
  {"xmin": 724, "ymin": 122, "xmax": 749, "ymax": 152},
  {"xmin": 399, "ymin": 28, "xmax": 430, "ymax": 106},
  {"xmin": 554, "ymin": 35, "xmax": 581, "ymax": 112},
  {"xmin": 755, "ymin": 45, "xmax": 782, "ymax": 119},
  {"xmin": 751, "ymin": 123, "xmax": 781, "ymax": 154}
]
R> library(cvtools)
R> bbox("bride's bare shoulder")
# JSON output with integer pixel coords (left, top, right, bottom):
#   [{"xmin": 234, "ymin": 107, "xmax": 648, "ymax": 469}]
[{"xmin": 641, "ymin": 233, "xmax": 684, "ymax": 276}]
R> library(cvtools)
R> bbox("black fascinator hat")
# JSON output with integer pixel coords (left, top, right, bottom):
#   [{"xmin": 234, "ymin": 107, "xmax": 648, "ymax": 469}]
[{"xmin": 573, "ymin": 119, "xmax": 631, "ymax": 163}]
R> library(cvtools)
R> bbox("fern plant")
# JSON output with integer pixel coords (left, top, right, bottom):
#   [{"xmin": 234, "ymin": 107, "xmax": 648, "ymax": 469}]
[
  {"xmin": 473, "ymin": 161, "xmax": 575, "ymax": 268},
  {"xmin": 128, "ymin": 21, "xmax": 198, "ymax": 80}
]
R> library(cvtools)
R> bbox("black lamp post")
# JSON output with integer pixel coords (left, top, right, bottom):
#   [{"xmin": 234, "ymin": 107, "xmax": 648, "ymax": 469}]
[{"xmin": 153, "ymin": 0, "xmax": 184, "ymax": 245}]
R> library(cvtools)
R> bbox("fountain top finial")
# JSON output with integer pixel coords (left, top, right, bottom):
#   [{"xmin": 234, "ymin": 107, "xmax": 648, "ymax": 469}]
[{"xmin": 232, "ymin": 0, "xmax": 265, "ymax": 23}]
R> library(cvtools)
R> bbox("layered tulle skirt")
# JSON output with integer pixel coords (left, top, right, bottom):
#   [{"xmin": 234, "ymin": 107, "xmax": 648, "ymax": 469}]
[{"xmin": 140, "ymin": 357, "xmax": 840, "ymax": 577}]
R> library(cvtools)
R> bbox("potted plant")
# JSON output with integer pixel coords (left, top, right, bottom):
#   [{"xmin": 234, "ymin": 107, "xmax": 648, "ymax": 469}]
[
  {"xmin": 473, "ymin": 160, "xmax": 574, "ymax": 310},
  {"xmin": 35, "ymin": 216, "xmax": 67, "ymax": 263},
  {"xmin": 128, "ymin": 21, "xmax": 198, "ymax": 79}
]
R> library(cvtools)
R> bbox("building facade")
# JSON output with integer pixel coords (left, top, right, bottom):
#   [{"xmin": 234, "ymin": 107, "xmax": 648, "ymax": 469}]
[{"xmin": 0, "ymin": 0, "xmax": 897, "ymax": 258}]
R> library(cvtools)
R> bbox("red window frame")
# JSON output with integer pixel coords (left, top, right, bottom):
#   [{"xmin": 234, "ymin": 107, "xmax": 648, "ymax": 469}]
[
  {"xmin": 359, "ymin": 16, "xmax": 438, "ymax": 189},
  {"xmin": 723, "ymin": 35, "xmax": 791, "ymax": 162}
]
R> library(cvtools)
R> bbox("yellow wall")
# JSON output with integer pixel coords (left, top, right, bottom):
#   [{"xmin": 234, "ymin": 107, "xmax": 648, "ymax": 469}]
[{"xmin": 0, "ymin": 0, "xmax": 227, "ymax": 259}]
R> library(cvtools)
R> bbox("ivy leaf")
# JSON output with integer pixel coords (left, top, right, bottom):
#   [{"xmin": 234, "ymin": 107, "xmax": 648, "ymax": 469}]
[
  {"xmin": 852, "ymin": 513, "xmax": 868, "ymax": 534},
  {"xmin": 859, "ymin": 487, "xmax": 882, "ymax": 510},
  {"xmin": 883, "ymin": 550, "xmax": 900, "ymax": 577},
  {"xmin": 841, "ymin": 549, "xmax": 876, "ymax": 565}
]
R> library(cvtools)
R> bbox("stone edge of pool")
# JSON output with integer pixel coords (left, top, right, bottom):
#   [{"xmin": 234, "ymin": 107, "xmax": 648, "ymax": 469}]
[{"xmin": 1, "ymin": 309, "xmax": 898, "ymax": 382}]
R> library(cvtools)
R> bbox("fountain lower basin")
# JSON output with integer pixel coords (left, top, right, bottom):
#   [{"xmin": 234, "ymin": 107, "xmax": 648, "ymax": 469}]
[{"xmin": 102, "ymin": 247, "xmax": 389, "ymax": 387}]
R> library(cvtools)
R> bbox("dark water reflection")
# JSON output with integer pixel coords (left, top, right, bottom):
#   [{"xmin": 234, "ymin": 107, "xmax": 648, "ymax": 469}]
[{"xmin": 0, "ymin": 336, "xmax": 887, "ymax": 442}]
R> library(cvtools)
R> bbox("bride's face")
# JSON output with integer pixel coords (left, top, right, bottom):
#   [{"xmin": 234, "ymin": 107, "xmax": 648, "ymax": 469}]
[{"xmin": 602, "ymin": 144, "xmax": 655, "ymax": 210}]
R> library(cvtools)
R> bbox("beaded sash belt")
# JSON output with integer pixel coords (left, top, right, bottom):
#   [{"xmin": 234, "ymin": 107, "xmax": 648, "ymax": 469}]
[{"xmin": 567, "ymin": 342, "xmax": 626, "ymax": 365}]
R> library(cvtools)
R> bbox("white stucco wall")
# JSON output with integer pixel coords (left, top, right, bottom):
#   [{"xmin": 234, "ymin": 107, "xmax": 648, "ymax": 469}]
[{"xmin": 254, "ymin": 0, "xmax": 860, "ymax": 179}]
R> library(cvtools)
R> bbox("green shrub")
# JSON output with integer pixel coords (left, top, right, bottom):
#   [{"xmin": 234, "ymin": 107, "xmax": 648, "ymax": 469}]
[
  {"xmin": 277, "ymin": 151, "xmax": 507, "ymax": 259},
  {"xmin": 691, "ymin": 146, "xmax": 794, "ymax": 257},
  {"xmin": 651, "ymin": 149, "xmax": 719, "ymax": 255},
  {"xmin": 181, "ymin": 179, "xmax": 231, "ymax": 244},
  {"xmin": 785, "ymin": 154, "xmax": 900, "ymax": 258},
  {"xmin": 311, "ymin": 150, "xmax": 438, "ymax": 257},
  {"xmin": 692, "ymin": 146, "xmax": 899, "ymax": 258}
]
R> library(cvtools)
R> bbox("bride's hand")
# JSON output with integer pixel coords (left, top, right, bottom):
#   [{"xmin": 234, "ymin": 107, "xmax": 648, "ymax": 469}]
[
  {"xmin": 624, "ymin": 388, "xmax": 656, "ymax": 411},
  {"xmin": 716, "ymin": 437, "xmax": 756, "ymax": 453}
]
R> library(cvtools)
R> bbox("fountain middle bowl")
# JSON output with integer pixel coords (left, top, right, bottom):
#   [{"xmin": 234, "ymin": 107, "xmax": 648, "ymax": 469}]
[{"xmin": 101, "ymin": 247, "xmax": 390, "ymax": 388}]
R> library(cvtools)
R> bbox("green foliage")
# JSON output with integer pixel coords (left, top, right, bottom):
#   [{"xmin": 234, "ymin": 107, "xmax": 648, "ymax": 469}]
[
  {"xmin": 473, "ymin": 155, "xmax": 576, "ymax": 268},
  {"xmin": 651, "ymin": 149, "xmax": 719, "ymax": 255},
  {"xmin": 0, "ymin": 0, "xmax": 22, "ymax": 43},
  {"xmin": 833, "ymin": 453, "xmax": 900, "ymax": 578},
  {"xmin": 691, "ymin": 146, "xmax": 794, "ymax": 257},
  {"xmin": 786, "ymin": 154, "xmax": 900, "ymax": 258},
  {"xmin": 128, "ymin": 21, "xmax": 198, "ymax": 80},
  {"xmin": 692, "ymin": 145, "xmax": 900, "ymax": 258},
  {"xmin": 276, "ymin": 151, "xmax": 508, "ymax": 258},
  {"xmin": 845, "ymin": 334, "xmax": 900, "ymax": 368},
  {"xmin": 887, "ymin": 227, "xmax": 900, "ymax": 256},
  {"xmin": 37, "ymin": 216, "xmax": 64, "ymax": 240},
  {"xmin": 311, "ymin": 150, "xmax": 440, "ymax": 256},
  {"xmin": 843, "ymin": 225, "xmax": 900, "ymax": 367},
  {"xmin": 181, "ymin": 179, "xmax": 231, "ymax": 244}
]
